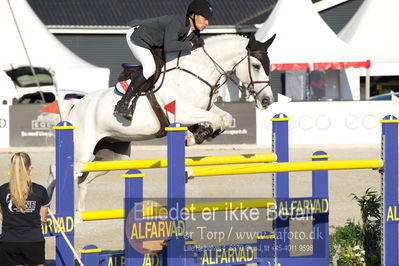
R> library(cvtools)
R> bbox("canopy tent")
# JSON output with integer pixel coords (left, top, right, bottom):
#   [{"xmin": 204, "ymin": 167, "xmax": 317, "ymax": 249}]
[
  {"xmin": 338, "ymin": 0, "xmax": 399, "ymax": 77},
  {"xmin": 0, "ymin": 0, "xmax": 110, "ymax": 93},
  {"xmin": 255, "ymin": 0, "xmax": 370, "ymax": 72},
  {"xmin": 339, "ymin": 0, "xmax": 399, "ymax": 64}
]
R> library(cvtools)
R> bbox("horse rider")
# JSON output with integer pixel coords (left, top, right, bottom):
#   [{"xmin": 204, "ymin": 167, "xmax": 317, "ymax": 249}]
[{"xmin": 114, "ymin": 0, "xmax": 214, "ymax": 119}]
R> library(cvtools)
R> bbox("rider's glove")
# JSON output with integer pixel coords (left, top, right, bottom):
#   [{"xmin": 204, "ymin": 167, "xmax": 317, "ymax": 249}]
[{"xmin": 191, "ymin": 36, "xmax": 204, "ymax": 49}]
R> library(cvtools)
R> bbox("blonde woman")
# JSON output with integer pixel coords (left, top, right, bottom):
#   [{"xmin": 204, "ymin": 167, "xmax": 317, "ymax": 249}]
[{"xmin": 0, "ymin": 152, "xmax": 50, "ymax": 266}]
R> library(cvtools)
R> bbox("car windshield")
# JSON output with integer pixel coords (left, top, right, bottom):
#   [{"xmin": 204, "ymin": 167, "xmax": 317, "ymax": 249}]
[
  {"xmin": 6, "ymin": 66, "xmax": 54, "ymax": 87},
  {"xmin": 16, "ymin": 73, "xmax": 53, "ymax": 87}
]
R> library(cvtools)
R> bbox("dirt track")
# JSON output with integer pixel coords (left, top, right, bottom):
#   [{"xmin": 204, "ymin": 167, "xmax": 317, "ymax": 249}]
[{"xmin": 0, "ymin": 143, "xmax": 381, "ymax": 262}]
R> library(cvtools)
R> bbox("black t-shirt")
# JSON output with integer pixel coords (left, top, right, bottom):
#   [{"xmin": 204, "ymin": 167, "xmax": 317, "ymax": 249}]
[{"xmin": 0, "ymin": 182, "xmax": 50, "ymax": 242}]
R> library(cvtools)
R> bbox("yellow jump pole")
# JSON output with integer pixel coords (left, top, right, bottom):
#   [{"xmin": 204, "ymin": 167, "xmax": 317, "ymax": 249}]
[
  {"xmin": 81, "ymin": 209, "xmax": 125, "ymax": 221},
  {"xmin": 81, "ymin": 153, "xmax": 277, "ymax": 172},
  {"xmin": 190, "ymin": 159, "xmax": 383, "ymax": 177},
  {"xmin": 81, "ymin": 198, "xmax": 275, "ymax": 221}
]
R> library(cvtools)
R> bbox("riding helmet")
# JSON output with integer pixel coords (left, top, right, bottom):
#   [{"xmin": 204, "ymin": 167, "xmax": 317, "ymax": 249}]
[{"xmin": 187, "ymin": 0, "xmax": 213, "ymax": 19}]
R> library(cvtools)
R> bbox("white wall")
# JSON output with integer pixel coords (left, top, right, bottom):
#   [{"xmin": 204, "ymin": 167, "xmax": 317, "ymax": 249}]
[
  {"xmin": 0, "ymin": 71, "xmax": 18, "ymax": 105},
  {"xmin": 0, "ymin": 105, "xmax": 9, "ymax": 147},
  {"xmin": 256, "ymin": 100, "xmax": 397, "ymax": 145}
]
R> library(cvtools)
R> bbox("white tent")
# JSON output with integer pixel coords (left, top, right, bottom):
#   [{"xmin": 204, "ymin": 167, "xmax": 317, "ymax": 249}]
[
  {"xmin": 255, "ymin": 0, "xmax": 369, "ymax": 71},
  {"xmin": 339, "ymin": 0, "xmax": 399, "ymax": 66},
  {"xmin": 255, "ymin": 0, "xmax": 370, "ymax": 100},
  {"xmin": 338, "ymin": 0, "xmax": 399, "ymax": 98},
  {"xmin": 0, "ymin": 0, "xmax": 110, "ymax": 93}
]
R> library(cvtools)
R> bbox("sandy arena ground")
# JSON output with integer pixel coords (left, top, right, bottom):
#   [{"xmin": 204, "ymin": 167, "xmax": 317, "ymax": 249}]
[{"xmin": 0, "ymin": 143, "xmax": 381, "ymax": 264}]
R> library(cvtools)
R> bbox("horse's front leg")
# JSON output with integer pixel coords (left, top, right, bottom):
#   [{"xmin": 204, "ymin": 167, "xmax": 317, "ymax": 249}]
[
  {"xmin": 46, "ymin": 163, "xmax": 56, "ymax": 199},
  {"xmin": 185, "ymin": 131, "xmax": 197, "ymax": 146},
  {"xmin": 76, "ymin": 141, "xmax": 131, "ymax": 217},
  {"xmin": 177, "ymin": 104, "xmax": 225, "ymax": 145},
  {"xmin": 207, "ymin": 105, "xmax": 233, "ymax": 139}
]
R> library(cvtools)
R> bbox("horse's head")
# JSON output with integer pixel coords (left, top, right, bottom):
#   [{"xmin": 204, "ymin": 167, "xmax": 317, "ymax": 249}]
[{"xmin": 234, "ymin": 33, "xmax": 276, "ymax": 109}]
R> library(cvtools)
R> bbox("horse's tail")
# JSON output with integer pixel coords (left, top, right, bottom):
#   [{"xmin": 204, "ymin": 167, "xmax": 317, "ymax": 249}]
[
  {"xmin": 58, "ymin": 99, "xmax": 76, "ymax": 121},
  {"xmin": 38, "ymin": 99, "xmax": 77, "ymax": 126}
]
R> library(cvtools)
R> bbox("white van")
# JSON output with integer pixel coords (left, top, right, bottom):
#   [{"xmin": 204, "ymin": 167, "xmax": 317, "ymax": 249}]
[{"xmin": 1, "ymin": 66, "xmax": 87, "ymax": 105}]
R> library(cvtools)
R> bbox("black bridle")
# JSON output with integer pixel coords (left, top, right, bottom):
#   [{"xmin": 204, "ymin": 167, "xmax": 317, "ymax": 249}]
[
  {"xmin": 244, "ymin": 50, "xmax": 272, "ymax": 99},
  {"xmin": 164, "ymin": 47, "xmax": 271, "ymax": 110}
]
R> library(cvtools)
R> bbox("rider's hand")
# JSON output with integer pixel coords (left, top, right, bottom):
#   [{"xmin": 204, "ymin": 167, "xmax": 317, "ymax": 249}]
[{"xmin": 191, "ymin": 36, "xmax": 204, "ymax": 49}]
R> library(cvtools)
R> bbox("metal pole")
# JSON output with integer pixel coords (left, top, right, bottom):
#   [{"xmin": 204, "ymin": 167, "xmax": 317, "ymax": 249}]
[
  {"xmin": 54, "ymin": 121, "xmax": 75, "ymax": 266},
  {"xmin": 166, "ymin": 123, "xmax": 187, "ymax": 266}
]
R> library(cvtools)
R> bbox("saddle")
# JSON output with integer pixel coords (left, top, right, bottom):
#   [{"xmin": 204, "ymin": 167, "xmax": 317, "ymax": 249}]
[
  {"xmin": 117, "ymin": 48, "xmax": 164, "ymax": 85},
  {"xmin": 117, "ymin": 49, "xmax": 170, "ymax": 138}
]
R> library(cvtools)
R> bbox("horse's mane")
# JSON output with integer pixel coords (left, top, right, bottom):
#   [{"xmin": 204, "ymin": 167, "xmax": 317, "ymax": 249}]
[
  {"xmin": 204, "ymin": 34, "xmax": 248, "ymax": 43},
  {"xmin": 166, "ymin": 34, "xmax": 249, "ymax": 65},
  {"xmin": 204, "ymin": 34, "xmax": 249, "ymax": 50},
  {"xmin": 185, "ymin": 34, "xmax": 250, "ymax": 61}
]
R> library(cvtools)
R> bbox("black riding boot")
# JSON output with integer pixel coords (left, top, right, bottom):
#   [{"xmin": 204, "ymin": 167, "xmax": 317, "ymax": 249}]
[{"xmin": 114, "ymin": 72, "xmax": 147, "ymax": 119}]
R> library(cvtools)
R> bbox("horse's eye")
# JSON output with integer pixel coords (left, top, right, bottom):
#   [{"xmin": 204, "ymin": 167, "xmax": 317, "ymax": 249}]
[{"xmin": 253, "ymin": 64, "xmax": 261, "ymax": 71}]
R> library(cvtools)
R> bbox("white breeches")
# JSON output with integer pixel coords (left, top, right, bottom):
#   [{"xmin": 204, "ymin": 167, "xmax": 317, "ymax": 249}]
[{"xmin": 126, "ymin": 27, "xmax": 156, "ymax": 79}]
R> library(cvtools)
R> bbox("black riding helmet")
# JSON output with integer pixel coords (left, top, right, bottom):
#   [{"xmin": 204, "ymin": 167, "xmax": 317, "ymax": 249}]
[{"xmin": 186, "ymin": 0, "xmax": 213, "ymax": 20}]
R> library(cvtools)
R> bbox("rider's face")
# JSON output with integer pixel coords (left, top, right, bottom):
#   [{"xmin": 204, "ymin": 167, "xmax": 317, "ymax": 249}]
[{"xmin": 193, "ymin": 14, "xmax": 209, "ymax": 31}]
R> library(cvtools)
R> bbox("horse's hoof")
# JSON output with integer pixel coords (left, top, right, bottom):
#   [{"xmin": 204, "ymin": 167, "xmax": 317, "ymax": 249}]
[
  {"xmin": 195, "ymin": 135, "xmax": 205, "ymax": 144},
  {"xmin": 211, "ymin": 129, "xmax": 222, "ymax": 139},
  {"xmin": 75, "ymin": 211, "xmax": 83, "ymax": 224},
  {"xmin": 202, "ymin": 127, "xmax": 213, "ymax": 138},
  {"xmin": 185, "ymin": 135, "xmax": 196, "ymax": 146},
  {"xmin": 194, "ymin": 126, "xmax": 213, "ymax": 144}
]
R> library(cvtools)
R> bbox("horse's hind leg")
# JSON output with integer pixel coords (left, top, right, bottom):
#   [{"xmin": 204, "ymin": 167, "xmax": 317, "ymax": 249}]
[
  {"xmin": 77, "ymin": 170, "xmax": 109, "ymax": 212},
  {"xmin": 47, "ymin": 163, "xmax": 56, "ymax": 199},
  {"xmin": 77, "ymin": 139, "xmax": 131, "ymax": 213}
]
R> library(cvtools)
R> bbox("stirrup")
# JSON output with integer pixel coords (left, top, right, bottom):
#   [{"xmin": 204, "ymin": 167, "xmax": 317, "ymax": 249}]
[
  {"xmin": 114, "ymin": 100, "xmax": 132, "ymax": 120},
  {"xmin": 114, "ymin": 106, "xmax": 133, "ymax": 120},
  {"xmin": 122, "ymin": 112, "xmax": 133, "ymax": 120},
  {"xmin": 114, "ymin": 100, "xmax": 127, "ymax": 112}
]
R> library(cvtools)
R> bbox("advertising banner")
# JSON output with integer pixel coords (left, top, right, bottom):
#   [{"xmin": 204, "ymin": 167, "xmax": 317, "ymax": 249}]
[
  {"xmin": 256, "ymin": 100, "xmax": 399, "ymax": 145},
  {"xmin": 10, "ymin": 104, "xmax": 55, "ymax": 146},
  {"xmin": 132, "ymin": 102, "xmax": 257, "ymax": 145},
  {"xmin": 211, "ymin": 102, "xmax": 256, "ymax": 144},
  {"xmin": 7, "ymin": 102, "xmax": 256, "ymax": 147}
]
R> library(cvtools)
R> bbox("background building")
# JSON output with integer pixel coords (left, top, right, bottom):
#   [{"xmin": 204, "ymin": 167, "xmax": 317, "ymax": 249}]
[{"xmin": 27, "ymin": 0, "xmax": 365, "ymax": 99}]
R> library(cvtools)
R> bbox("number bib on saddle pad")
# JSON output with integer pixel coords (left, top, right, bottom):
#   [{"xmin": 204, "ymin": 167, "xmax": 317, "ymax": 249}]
[{"xmin": 115, "ymin": 80, "xmax": 131, "ymax": 95}]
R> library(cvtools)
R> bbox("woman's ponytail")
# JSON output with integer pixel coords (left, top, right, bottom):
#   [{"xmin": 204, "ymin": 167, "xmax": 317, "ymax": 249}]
[{"xmin": 9, "ymin": 152, "xmax": 32, "ymax": 213}]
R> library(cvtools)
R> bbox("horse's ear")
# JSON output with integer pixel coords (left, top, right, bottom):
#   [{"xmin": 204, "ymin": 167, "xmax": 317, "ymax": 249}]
[
  {"xmin": 247, "ymin": 33, "xmax": 275, "ymax": 51},
  {"xmin": 263, "ymin": 33, "xmax": 276, "ymax": 50},
  {"xmin": 249, "ymin": 33, "xmax": 256, "ymax": 43},
  {"xmin": 246, "ymin": 33, "xmax": 257, "ymax": 50}
]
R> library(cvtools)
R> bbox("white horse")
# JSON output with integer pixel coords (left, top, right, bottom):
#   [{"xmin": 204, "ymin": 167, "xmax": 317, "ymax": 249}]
[{"xmin": 49, "ymin": 33, "xmax": 276, "ymax": 212}]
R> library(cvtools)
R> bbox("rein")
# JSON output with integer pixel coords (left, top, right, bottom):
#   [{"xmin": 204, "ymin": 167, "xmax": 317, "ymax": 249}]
[{"xmin": 162, "ymin": 47, "xmax": 270, "ymax": 110}]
